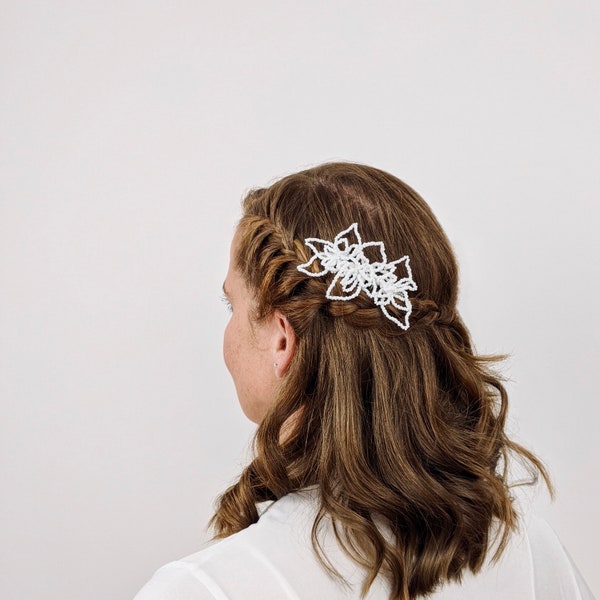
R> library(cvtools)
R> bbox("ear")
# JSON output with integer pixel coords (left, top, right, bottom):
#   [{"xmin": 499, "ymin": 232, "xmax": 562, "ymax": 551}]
[{"xmin": 270, "ymin": 309, "xmax": 297, "ymax": 378}]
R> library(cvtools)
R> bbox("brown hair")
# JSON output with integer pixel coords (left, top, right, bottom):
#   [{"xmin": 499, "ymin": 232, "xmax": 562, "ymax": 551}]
[{"xmin": 210, "ymin": 162, "xmax": 551, "ymax": 599}]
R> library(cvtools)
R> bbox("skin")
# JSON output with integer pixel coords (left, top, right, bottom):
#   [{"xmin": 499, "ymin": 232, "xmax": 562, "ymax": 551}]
[{"xmin": 222, "ymin": 228, "xmax": 296, "ymax": 423}]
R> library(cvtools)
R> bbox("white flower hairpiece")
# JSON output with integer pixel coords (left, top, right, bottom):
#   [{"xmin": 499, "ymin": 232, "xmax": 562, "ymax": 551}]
[{"xmin": 296, "ymin": 223, "xmax": 417, "ymax": 330}]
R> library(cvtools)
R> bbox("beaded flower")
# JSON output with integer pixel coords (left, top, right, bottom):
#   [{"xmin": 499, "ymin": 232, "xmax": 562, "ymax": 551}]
[{"xmin": 296, "ymin": 223, "xmax": 417, "ymax": 330}]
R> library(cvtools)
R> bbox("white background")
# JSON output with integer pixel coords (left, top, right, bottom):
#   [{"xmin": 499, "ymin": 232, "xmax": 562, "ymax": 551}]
[{"xmin": 1, "ymin": 1, "xmax": 598, "ymax": 598}]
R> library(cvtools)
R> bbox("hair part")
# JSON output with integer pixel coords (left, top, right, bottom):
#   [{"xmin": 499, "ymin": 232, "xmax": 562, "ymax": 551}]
[{"xmin": 210, "ymin": 162, "xmax": 552, "ymax": 599}]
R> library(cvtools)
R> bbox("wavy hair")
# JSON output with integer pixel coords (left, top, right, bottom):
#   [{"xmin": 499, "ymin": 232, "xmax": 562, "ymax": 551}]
[{"xmin": 210, "ymin": 162, "xmax": 551, "ymax": 599}]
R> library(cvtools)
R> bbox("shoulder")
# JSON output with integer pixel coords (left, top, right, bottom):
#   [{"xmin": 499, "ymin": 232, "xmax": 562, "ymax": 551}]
[
  {"xmin": 133, "ymin": 560, "xmax": 218, "ymax": 600},
  {"xmin": 133, "ymin": 488, "xmax": 357, "ymax": 600},
  {"xmin": 522, "ymin": 515, "xmax": 596, "ymax": 600},
  {"xmin": 430, "ymin": 514, "xmax": 596, "ymax": 600}
]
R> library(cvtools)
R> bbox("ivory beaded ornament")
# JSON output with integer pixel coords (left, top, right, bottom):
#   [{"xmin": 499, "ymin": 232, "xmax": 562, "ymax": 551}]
[{"xmin": 296, "ymin": 223, "xmax": 417, "ymax": 330}]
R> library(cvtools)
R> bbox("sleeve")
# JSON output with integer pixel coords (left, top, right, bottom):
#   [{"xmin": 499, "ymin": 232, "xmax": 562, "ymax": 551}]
[
  {"xmin": 133, "ymin": 562, "xmax": 225, "ymax": 600},
  {"xmin": 568, "ymin": 551, "xmax": 596, "ymax": 600},
  {"xmin": 526, "ymin": 516, "xmax": 597, "ymax": 600}
]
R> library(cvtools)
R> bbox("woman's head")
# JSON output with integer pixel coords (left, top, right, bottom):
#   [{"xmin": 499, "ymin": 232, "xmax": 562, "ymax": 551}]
[
  {"xmin": 231, "ymin": 163, "xmax": 464, "ymax": 425},
  {"xmin": 214, "ymin": 162, "xmax": 550, "ymax": 599}
]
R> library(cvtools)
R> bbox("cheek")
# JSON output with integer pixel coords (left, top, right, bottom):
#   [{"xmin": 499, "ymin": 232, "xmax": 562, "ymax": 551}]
[{"xmin": 222, "ymin": 319, "xmax": 235, "ymax": 374}]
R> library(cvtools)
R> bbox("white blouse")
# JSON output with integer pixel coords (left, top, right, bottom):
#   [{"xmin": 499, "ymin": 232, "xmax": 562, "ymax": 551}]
[{"xmin": 134, "ymin": 488, "xmax": 595, "ymax": 600}]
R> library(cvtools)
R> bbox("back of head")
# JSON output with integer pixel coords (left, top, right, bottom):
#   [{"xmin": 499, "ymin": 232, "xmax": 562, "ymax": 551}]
[
  {"xmin": 239, "ymin": 162, "xmax": 458, "ymax": 320},
  {"xmin": 212, "ymin": 162, "xmax": 549, "ymax": 599}
]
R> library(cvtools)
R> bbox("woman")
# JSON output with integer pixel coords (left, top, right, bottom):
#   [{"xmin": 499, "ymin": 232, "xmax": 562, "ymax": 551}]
[{"xmin": 135, "ymin": 163, "xmax": 594, "ymax": 599}]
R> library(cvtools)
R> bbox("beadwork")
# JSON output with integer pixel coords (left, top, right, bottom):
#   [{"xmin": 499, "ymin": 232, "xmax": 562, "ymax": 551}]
[{"xmin": 296, "ymin": 223, "xmax": 417, "ymax": 330}]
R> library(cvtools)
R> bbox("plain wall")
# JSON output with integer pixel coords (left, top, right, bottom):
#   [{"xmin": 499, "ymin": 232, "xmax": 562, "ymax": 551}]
[{"xmin": 1, "ymin": 1, "xmax": 598, "ymax": 598}]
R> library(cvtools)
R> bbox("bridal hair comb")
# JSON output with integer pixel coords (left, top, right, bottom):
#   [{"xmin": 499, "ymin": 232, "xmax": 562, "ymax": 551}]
[{"xmin": 296, "ymin": 223, "xmax": 417, "ymax": 330}]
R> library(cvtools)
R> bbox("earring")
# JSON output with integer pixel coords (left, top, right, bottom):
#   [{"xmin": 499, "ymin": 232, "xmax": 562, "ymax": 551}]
[{"xmin": 274, "ymin": 362, "xmax": 278, "ymax": 368}]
